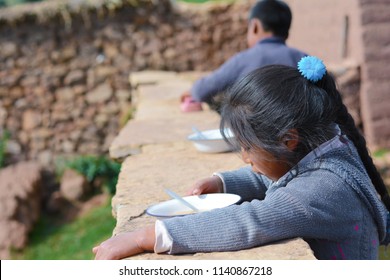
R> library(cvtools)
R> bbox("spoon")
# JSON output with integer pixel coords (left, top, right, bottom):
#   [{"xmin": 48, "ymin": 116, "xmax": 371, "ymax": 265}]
[
  {"xmin": 192, "ymin": 126, "xmax": 207, "ymax": 140},
  {"xmin": 164, "ymin": 188, "xmax": 200, "ymax": 213}
]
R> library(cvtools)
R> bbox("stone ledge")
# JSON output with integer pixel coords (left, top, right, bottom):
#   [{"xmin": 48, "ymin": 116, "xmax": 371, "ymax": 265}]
[
  {"xmin": 128, "ymin": 236, "xmax": 316, "ymax": 260},
  {"xmin": 109, "ymin": 71, "xmax": 220, "ymax": 159}
]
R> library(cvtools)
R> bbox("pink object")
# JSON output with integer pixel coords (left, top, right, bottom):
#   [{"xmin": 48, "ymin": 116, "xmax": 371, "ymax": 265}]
[{"xmin": 180, "ymin": 97, "xmax": 203, "ymax": 112}]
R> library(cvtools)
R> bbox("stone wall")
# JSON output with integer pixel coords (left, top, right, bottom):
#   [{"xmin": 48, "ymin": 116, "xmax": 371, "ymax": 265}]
[
  {"xmin": 285, "ymin": 0, "xmax": 363, "ymax": 66},
  {"xmin": 1, "ymin": 0, "xmax": 389, "ymax": 170},
  {"xmin": 0, "ymin": 161, "xmax": 41, "ymax": 259},
  {"xmin": 358, "ymin": 0, "xmax": 390, "ymax": 148},
  {"xmin": 0, "ymin": 0, "xmax": 252, "ymax": 168}
]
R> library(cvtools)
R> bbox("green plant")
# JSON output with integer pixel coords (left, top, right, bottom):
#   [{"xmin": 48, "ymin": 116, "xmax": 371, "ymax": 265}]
[
  {"xmin": 62, "ymin": 155, "xmax": 121, "ymax": 195},
  {"xmin": 176, "ymin": 0, "xmax": 234, "ymax": 3},
  {"xmin": 120, "ymin": 106, "xmax": 136, "ymax": 128},
  {"xmin": 0, "ymin": 130, "xmax": 10, "ymax": 169},
  {"xmin": 373, "ymin": 148, "xmax": 389, "ymax": 158},
  {"xmin": 12, "ymin": 198, "xmax": 116, "ymax": 260},
  {"xmin": 0, "ymin": 0, "xmax": 42, "ymax": 8}
]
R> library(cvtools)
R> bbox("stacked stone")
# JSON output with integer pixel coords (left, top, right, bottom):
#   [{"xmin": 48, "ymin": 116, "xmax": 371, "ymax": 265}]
[
  {"xmin": 0, "ymin": 0, "xmax": 252, "ymax": 168},
  {"xmin": 0, "ymin": 162, "xmax": 41, "ymax": 259},
  {"xmin": 359, "ymin": 0, "xmax": 390, "ymax": 148}
]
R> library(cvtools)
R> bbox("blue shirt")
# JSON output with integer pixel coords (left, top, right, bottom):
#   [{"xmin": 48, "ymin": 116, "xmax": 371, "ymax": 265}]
[{"xmin": 191, "ymin": 37, "xmax": 308, "ymax": 102}]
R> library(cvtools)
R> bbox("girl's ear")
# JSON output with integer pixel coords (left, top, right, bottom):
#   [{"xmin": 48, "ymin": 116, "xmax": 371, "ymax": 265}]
[{"xmin": 282, "ymin": 129, "xmax": 299, "ymax": 151}]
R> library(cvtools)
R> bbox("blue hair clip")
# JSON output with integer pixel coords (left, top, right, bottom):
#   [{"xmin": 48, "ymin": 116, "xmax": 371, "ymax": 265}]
[{"xmin": 298, "ymin": 56, "xmax": 327, "ymax": 82}]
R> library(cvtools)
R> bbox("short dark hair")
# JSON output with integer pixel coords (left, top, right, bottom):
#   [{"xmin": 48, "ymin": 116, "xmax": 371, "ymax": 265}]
[{"xmin": 249, "ymin": 0, "xmax": 292, "ymax": 39}]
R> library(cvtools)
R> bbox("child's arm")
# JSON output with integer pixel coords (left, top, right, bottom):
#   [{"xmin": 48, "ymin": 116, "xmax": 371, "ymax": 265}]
[
  {"xmin": 219, "ymin": 166, "xmax": 271, "ymax": 201},
  {"xmin": 92, "ymin": 225, "xmax": 155, "ymax": 260},
  {"xmin": 185, "ymin": 166, "xmax": 271, "ymax": 201},
  {"xmin": 191, "ymin": 52, "xmax": 245, "ymax": 102}
]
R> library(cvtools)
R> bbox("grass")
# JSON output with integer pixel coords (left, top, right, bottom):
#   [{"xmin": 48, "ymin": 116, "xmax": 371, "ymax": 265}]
[
  {"xmin": 373, "ymin": 148, "xmax": 390, "ymax": 158},
  {"xmin": 379, "ymin": 246, "xmax": 390, "ymax": 260},
  {"xmin": 0, "ymin": 130, "xmax": 10, "ymax": 169},
  {"xmin": 176, "ymin": 0, "xmax": 234, "ymax": 3},
  {"xmin": 12, "ymin": 197, "xmax": 116, "ymax": 260}
]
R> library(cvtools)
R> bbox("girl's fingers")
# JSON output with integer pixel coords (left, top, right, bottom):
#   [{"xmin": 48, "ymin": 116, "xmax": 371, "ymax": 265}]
[{"xmin": 191, "ymin": 188, "xmax": 201, "ymax": 195}]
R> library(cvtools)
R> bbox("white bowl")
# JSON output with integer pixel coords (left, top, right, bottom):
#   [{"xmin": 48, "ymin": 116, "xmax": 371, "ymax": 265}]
[
  {"xmin": 187, "ymin": 128, "xmax": 235, "ymax": 153},
  {"xmin": 146, "ymin": 193, "xmax": 241, "ymax": 220}
]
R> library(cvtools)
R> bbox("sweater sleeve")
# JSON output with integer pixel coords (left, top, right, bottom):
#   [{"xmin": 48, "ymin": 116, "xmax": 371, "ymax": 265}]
[
  {"xmin": 162, "ymin": 188, "xmax": 309, "ymax": 254},
  {"xmin": 191, "ymin": 52, "xmax": 245, "ymax": 102},
  {"xmin": 219, "ymin": 166, "xmax": 271, "ymax": 201},
  {"xmin": 162, "ymin": 169, "xmax": 364, "ymax": 255}
]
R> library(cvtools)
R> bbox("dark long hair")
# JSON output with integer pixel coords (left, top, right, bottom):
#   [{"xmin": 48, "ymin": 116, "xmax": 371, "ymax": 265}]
[{"xmin": 221, "ymin": 65, "xmax": 390, "ymax": 211}]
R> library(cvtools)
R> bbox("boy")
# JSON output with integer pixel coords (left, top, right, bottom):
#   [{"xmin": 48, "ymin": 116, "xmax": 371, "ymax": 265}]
[{"xmin": 180, "ymin": 0, "xmax": 307, "ymax": 112}]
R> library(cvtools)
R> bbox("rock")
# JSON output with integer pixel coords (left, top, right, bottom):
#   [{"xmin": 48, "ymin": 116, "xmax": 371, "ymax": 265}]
[
  {"xmin": 0, "ymin": 221, "xmax": 28, "ymax": 259},
  {"xmin": 5, "ymin": 140, "xmax": 21, "ymax": 155},
  {"xmin": 14, "ymin": 98, "xmax": 28, "ymax": 109},
  {"xmin": 95, "ymin": 114, "xmax": 109, "ymax": 128},
  {"xmin": 64, "ymin": 70, "xmax": 86, "ymax": 86},
  {"xmin": 100, "ymin": 101, "xmax": 120, "ymax": 115},
  {"xmin": 115, "ymin": 89, "xmax": 131, "ymax": 102},
  {"xmin": 86, "ymin": 83, "xmax": 113, "ymax": 104},
  {"xmin": 120, "ymin": 41, "xmax": 135, "ymax": 58},
  {"xmin": 22, "ymin": 110, "xmax": 41, "ymax": 131},
  {"xmin": 30, "ymin": 128, "xmax": 53, "ymax": 141},
  {"xmin": 20, "ymin": 75, "xmax": 39, "ymax": 88},
  {"xmin": 0, "ymin": 106, "xmax": 7, "ymax": 127},
  {"xmin": 8, "ymin": 86, "xmax": 23, "ymax": 99},
  {"xmin": 37, "ymin": 150, "xmax": 53, "ymax": 167},
  {"xmin": 62, "ymin": 140, "xmax": 76, "ymax": 153},
  {"xmin": 78, "ymin": 141, "xmax": 100, "ymax": 154},
  {"xmin": 56, "ymin": 87, "xmax": 75, "ymax": 102},
  {"xmin": 60, "ymin": 169, "xmax": 90, "ymax": 202},
  {"xmin": 95, "ymin": 66, "xmax": 116, "ymax": 81},
  {"xmin": 72, "ymin": 85, "xmax": 87, "ymax": 96},
  {"xmin": 0, "ymin": 42, "xmax": 18, "ymax": 57},
  {"xmin": 58, "ymin": 46, "xmax": 77, "ymax": 63},
  {"xmin": 0, "ymin": 161, "xmax": 42, "ymax": 259},
  {"xmin": 102, "ymin": 26, "xmax": 124, "ymax": 41},
  {"xmin": 104, "ymin": 43, "xmax": 119, "ymax": 59},
  {"xmin": 45, "ymin": 191, "xmax": 66, "ymax": 214}
]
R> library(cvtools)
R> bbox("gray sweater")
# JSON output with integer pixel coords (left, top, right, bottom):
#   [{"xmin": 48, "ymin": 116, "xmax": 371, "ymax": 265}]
[
  {"xmin": 191, "ymin": 37, "xmax": 307, "ymax": 102},
  {"xmin": 163, "ymin": 134, "xmax": 388, "ymax": 259}
]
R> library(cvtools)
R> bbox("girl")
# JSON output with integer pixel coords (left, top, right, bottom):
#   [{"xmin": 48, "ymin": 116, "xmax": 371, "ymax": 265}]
[{"xmin": 93, "ymin": 56, "xmax": 390, "ymax": 260}]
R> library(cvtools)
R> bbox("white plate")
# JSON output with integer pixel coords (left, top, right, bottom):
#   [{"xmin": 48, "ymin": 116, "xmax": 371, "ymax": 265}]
[
  {"xmin": 146, "ymin": 193, "xmax": 241, "ymax": 219},
  {"xmin": 187, "ymin": 128, "xmax": 235, "ymax": 153}
]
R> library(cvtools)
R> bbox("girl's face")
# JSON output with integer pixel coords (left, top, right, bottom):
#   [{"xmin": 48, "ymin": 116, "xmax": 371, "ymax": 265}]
[{"xmin": 241, "ymin": 147, "xmax": 291, "ymax": 181}]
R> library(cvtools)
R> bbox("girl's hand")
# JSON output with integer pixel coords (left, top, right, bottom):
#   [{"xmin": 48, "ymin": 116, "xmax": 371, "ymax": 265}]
[
  {"xmin": 186, "ymin": 176, "xmax": 224, "ymax": 196},
  {"xmin": 92, "ymin": 225, "xmax": 155, "ymax": 260}
]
